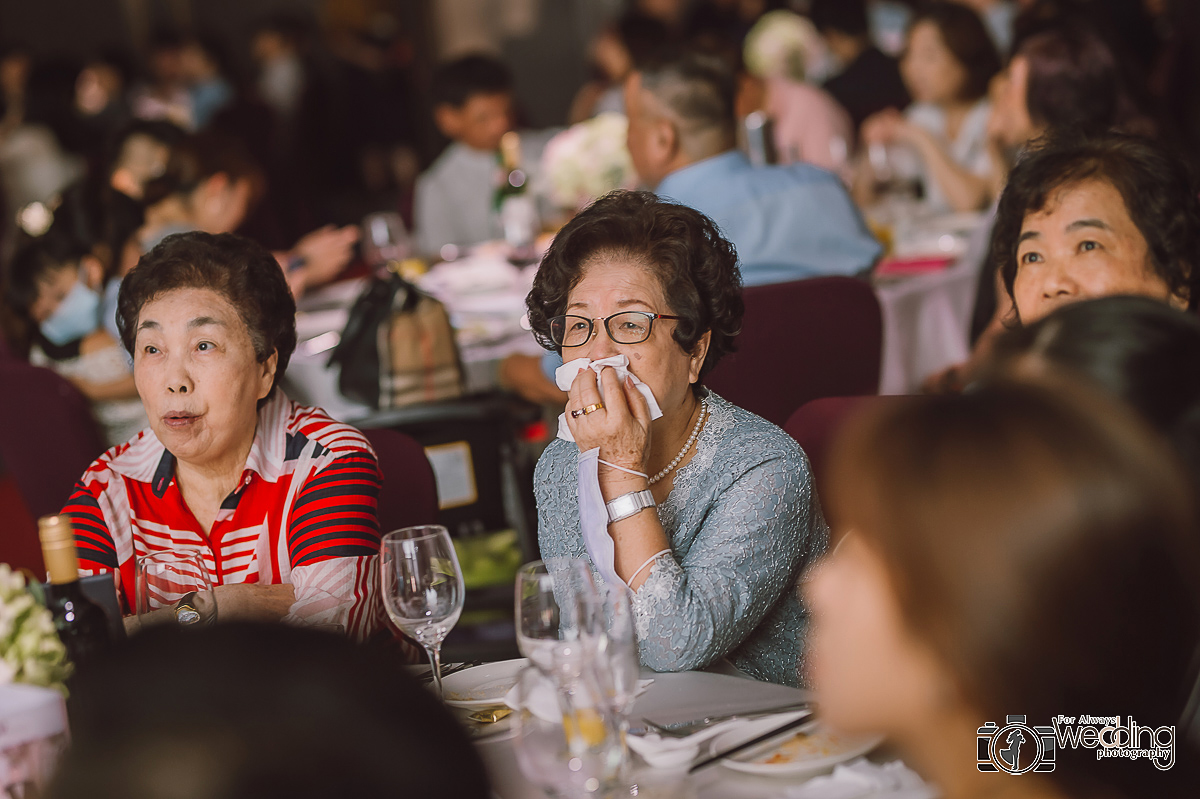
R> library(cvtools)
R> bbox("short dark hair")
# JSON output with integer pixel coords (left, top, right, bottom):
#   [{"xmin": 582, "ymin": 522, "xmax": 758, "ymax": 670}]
[
  {"xmin": 431, "ymin": 54, "xmax": 513, "ymax": 109},
  {"xmin": 526, "ymin": 190, "xmax": 743, "ymax": 386},
  {"xmin": 615, "ymin": 12, "xmax": 671, "ymax": 69},
  {"xmin": 141, "ymin": 131, "xmax": 264, "ymax": 208},
  {"xmin": 910, "ymin": 2, "xmax": 1001, "ymax": 102},
  {"xmin": 993, "ymin": 131, "xmax": 1200, "ymax": 313},
  {"xmin": 637, "ymin": 49, "xmax": 737, "ymax": 140},
  {"xmin": 992, "ymin": 295, "xmax": 1200, "ymax": 484},
  {"xmin": 117, "ymin": 231, "xmax": 297, "ymax": 403},
  {"xmin": 104, "ymin": 119, "xmax": 185, "ymax": 181},
  {"xmin": 50, "ymin": 623, "xmax": 491, "ymax": 799},
  {"xmin": 810, "ymin": 0, "xmax": 870, "ymax": 38},
  {"xmin": 1018, "ymin": 26, "xmax": 1128, "ymax": 132}
]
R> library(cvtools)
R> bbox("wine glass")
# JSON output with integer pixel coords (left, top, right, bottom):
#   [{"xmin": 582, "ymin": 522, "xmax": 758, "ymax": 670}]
[
  {"xmin": 381, "ymin": 525, "xmax": 465, "ymax": 697},
  {"xmin": 515, "ymin": 560, "xmax": 572, "ymax": 672},
  {"xmin": 361, "ymin": 211, "xmax": 412, "ymax": 267},
  {"xmin": 135, "ymin": 550, "xmax": 217, "ymax": 629}
]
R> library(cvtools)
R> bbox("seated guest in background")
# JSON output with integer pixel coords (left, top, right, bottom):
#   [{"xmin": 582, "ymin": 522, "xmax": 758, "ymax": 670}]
[
  {"xmin": 955, "ymin": 0, "xmax": 1017, "ymax": 56},
  {"xmin": 992, "ymin": 131, "xmax": 1199, "ymax": 324},
  {"xmin": 415, "ymin": 54, "xmax": 543, "ymax": 258},
  {"xmin": 62, "ymin": 232, "xmax": 384, "ymax": 639},
  {"xmin": 568, "ymin": 11, "xmax": 669, "ymax": 124},
  {"xmin": 2, "ymin": 228, "xmax": 146, "ymax": 447},
  {"xmin": 811, "ymin": 0, "xmax": 910, "ymax": 130},
  {"xmin": 988, "ymin": 295, "xmax": 1200, "ymax": 488},
  {"xmin": 807, "ymin": 380, "xmax": 1200, "ymax": 799},
  {"xmin": 135, "ymin": 131, "xmax": 359, "ymax": 301},
  {"xmin": 529, "ymin": 191, "xmax": 826, "ymax": 686},
  {"xmin": 51, "ymin": 623, "xmax": 491, "ymax": 799},
  {"xmin": 625, "ymin": 50, "xmax": 881, "ymax": 286},
  {"xmin": 857, "ymin": 2, "xmax": 1002, "ymax": 213},
  {"xmin": 105, "ymin": 120, "xmax": 185, "ymax": 203}
]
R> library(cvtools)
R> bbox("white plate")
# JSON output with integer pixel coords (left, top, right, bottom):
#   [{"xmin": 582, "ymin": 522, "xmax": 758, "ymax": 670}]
[
  {"xmin": 442, "ymin": 658, "xmax": 527, "ymax": 709},
  {"xmin": 710, "ymin": 717, "xmax": 883, "ymax": 778}
]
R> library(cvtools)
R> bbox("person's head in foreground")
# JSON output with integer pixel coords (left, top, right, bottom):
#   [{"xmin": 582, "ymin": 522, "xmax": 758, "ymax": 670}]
[
  {"xmin": 431, "ymin": 54, "xmax": 514, "ymax": 153},
  {"xmin": 49, "ymin": 623, "xmax": 491, "ymax": 799},
  {"xmin": 993, "ymin": 130, "xmax": 1200, "ymax": 323},
  {"xmin": 806, "ymin": 379, "xmax": 1200, "ymax": 799},
  {"xmin": 116, "ymin": 231, "xmax": 296, "ymax": 461},
  {"xmin": 623, "ymin": 49, "xmax": 737, "ymax": 188},
  {"xmin": 527, "ymin": 191, "xmax": 825, "ymax": 686},
  {"xmin": 989, "ymin": 295, "xmax": 1200, "ymax": 486}
]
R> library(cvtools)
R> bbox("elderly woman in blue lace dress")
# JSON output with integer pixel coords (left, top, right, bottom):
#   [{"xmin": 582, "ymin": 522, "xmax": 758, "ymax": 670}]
[{"xmin": 527, "ymin": 190, "xmax": 827, "ymax": 686}]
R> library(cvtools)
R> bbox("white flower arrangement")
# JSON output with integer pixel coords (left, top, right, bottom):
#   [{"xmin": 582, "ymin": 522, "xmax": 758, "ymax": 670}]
[
  {"xmin": 539, "ymin": 112, "xmax": 636, "ymax": 214},
  {"xmin": 0, "ymin": 565, "xmax": 71, "ymax": 695}
]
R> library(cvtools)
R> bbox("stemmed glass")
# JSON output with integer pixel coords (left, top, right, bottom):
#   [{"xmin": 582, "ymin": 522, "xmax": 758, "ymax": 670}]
[
  {"xmin": 515, "ymin": 559, "xmax": 578, "ymax": 671},
  {"xmin": 135, "ymin": 550, "xmax": 217, "ymax": 629},
  {"xmin": 381, "ymin": 525, "xmax": 465, "ymax": 697},
  {"xmin": 361, "ymin": 211, "xmax": 412, "ymax": 267}
]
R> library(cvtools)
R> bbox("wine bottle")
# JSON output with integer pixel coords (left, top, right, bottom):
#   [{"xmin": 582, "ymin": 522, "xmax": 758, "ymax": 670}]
[
  {"xmin": 38, "ymin": 515, "xmax": 111, "ymax": 669},
  {"xmin": 494, "ymin": 131, "xmax": 538, "ymax": 250}
]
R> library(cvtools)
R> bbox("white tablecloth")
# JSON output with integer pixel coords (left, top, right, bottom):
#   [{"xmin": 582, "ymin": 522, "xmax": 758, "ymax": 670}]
[{"xmin": 478, "ymin": 669, "xmax": 932, "ymax": 799}]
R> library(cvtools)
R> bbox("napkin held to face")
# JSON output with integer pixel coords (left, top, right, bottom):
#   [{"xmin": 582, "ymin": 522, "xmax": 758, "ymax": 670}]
[{"xmin": 554, "ymin": 355, "xmax": 663, "ymax": 443}]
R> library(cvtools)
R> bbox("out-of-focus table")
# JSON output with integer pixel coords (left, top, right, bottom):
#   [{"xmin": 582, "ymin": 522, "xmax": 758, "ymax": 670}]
[
  {"xmin": 283, "ymin": 252, "xmax": 544, "ymax": 423},
  {"xmin": 477, "ymin": 668, "xmax": 934, "ymax": 799},
  {"xmin": 871, "ymin": 210, "xmax": 991, "ymax": 395}
]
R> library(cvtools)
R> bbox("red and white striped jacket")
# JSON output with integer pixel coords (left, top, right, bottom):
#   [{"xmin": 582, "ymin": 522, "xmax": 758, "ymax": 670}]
[{"xmin": 62, "ymin": 392, "xmax": 385, "ymax": 640}]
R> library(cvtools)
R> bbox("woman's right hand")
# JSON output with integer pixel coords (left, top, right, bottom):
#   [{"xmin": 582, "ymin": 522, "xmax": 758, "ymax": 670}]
[{"xmin": 566, "ymin": 366, "xmax": 653, "ymax": 492}]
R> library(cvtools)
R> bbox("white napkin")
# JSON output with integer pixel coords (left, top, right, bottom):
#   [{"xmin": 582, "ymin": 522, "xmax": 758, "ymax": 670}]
[
  {"xmin": 627, "ymin": 709, "xmax": 812, "ymax": 770},
  {"xmin": 503, "ymin": 671, "xmax": 653, "ymax": 723},
  {"xmin": 554, "ymin": 355, "xmax": 663, "ymax": 443},
  {"xmin": 785, "ymin": 758, "xmax": 938, "ymax": 799}
]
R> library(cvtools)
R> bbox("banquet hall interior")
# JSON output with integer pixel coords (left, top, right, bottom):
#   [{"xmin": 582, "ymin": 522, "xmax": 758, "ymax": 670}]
[{"xmin": 2, "ymin": 1, "xmax": 1200, "ymax": 797}]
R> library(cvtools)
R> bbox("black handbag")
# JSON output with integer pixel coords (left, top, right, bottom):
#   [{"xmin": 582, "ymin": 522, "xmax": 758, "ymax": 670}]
[{"xmin": 328, "ymin": 268, "xmax": 465, "ymax": 409}]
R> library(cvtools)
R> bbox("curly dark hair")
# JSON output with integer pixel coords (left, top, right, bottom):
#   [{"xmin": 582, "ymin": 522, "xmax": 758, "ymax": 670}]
[
  {"xmin": 993, "ymin": 131, "xmax": 1200, "ymax": 316},
  {"xmin": 117, "ymin": 231, "xmax": 297, "ymax": 404},
  {"xmin": 526, "ymin": 190, "xmax": 743, "ymax": 387}
]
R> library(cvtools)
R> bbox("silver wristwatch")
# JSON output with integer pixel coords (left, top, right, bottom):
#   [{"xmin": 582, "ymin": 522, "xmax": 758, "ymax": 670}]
[{"xmin": 606, "ymin": 489, "xmax": 657, "ymax": 524}]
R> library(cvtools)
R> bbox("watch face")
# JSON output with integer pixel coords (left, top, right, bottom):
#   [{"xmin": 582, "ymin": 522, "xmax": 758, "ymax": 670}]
[{"xmin": 175, "ymin": 605, "xmax": 201, "ymax": 625}]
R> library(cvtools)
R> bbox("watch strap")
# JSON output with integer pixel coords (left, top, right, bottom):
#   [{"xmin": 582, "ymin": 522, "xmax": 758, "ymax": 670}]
[{"xmin": 605, "ymin": 489, "xmax": 656, "ymax": 524}]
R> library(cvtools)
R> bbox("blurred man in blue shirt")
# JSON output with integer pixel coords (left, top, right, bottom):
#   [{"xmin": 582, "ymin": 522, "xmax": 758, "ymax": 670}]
[{"xmin": 624, "ymin": 51, "xmax": 881, "ymax": 286}]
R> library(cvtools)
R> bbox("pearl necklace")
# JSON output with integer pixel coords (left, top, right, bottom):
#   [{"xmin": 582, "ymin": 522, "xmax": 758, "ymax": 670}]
[{"xmin": 649, "ymin": 396, "xmax": 708, "ymax": 485}]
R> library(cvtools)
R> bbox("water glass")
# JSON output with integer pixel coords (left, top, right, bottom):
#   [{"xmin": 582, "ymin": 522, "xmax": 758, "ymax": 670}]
[
  {"xmin": 135, "ymin": 550, "xmax": 217, "ymax": 628},
  {"xmin": 381, "ymin": 525, "xmax": 465, "ymax": 697},
  {"xmin": 512, "ymin": 663, "xmax": 626, "ymax": 798}
]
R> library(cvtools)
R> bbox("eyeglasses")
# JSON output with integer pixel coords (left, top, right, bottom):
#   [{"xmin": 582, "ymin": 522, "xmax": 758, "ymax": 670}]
[{"xmin": 549, "ymin": 311, "xmax": 682, "ymax": 347}]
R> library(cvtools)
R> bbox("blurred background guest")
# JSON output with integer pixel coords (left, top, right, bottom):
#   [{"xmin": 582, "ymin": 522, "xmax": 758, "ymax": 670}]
[
  {"xmin": 857, "ymin": 1, "xmax": 1002, "ymax": 213},
  {"xmin": 568, "ymin": 11, "xmax": 670, "ymax": 124},
  {"xmin": 626, "ymin": 50, "xmax": 879, "ymax": 286},
  {"xmin": 811, "ymin": 0, "xmax": 910, "ymax": 132},
  {"xmin": 808, "ymin": 379, "xmax": 1200, "ymax": 799},
  {"xmin": 51, "ymin": 623, "xmax": 492, "ymax": 799}
]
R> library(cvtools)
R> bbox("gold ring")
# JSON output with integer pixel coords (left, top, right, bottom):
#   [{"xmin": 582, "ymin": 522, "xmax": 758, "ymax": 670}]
[{"xmin": 581, "ymin": 402, "xmax": 604, "ymax": 415}]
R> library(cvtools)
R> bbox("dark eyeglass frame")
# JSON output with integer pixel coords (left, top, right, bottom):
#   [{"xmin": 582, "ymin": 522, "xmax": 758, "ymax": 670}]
[{"xmin": 549, "ymin": 311, "xmax": 682, "ymax": 347}]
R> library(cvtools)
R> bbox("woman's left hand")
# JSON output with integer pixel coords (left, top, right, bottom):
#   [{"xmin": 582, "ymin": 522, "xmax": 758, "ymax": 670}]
[{"xmin": 566, "ymin": 366, "xmax": 653, "ymax": 477}]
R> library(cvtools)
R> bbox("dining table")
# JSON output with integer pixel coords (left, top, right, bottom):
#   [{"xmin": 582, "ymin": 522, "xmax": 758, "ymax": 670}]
[{"xmin": 466, "ymin": 663, "xmax": 936, "ymax": 799}]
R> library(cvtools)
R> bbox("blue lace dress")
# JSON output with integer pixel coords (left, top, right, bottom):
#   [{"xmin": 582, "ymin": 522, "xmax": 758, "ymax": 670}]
[{"xmin": 534, "ymin": 391, "xmax": 827, "ymax": 686}]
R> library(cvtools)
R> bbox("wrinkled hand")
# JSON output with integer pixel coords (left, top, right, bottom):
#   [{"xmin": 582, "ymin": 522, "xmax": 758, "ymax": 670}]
[
  {"xmin": 566, "ymin": 366, "xmax": 652, "ymax": 480},
  {"xmin": 292, "ymin": 224, "xmax": 361, "ymax": 287}
]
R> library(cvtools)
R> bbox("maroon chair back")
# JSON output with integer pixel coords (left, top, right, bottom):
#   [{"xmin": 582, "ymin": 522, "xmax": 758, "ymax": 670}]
[
  {"xmin": 704, "ymin": 277, "xmax": 882, "ymax": 427},
  {"xmin": 785, "ymin": 395, "xmax": 908, "ymax": 528},
  {"xmin": 0, "ymin": 360, "xmax": 107, "ymax": 521},
  {"xmin": 361, "ymin": 427, "xmax": 439, "ymax": 535}
]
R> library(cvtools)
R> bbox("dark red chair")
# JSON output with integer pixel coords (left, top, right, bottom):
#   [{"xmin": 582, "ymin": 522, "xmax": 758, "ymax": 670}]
[
  {"xmin": 704, "ymin": 277, "xmax": 882, "ymax": 427},
  {"xmin": 361, "ymin": 427, "xmax": 439, "ymax": 534},
  {"xmin": 0, "ymin": 359, "xmax": 107, "ymax": 522},
  {"xmin": 785, "ymin": 395, "xmax": 908, "ymax": 527}
]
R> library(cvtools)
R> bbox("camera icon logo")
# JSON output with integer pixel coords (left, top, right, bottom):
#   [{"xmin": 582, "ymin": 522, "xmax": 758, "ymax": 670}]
[{"xmin": 977, "ymin": 715, "xmax": 1056, "ymax": 774}]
